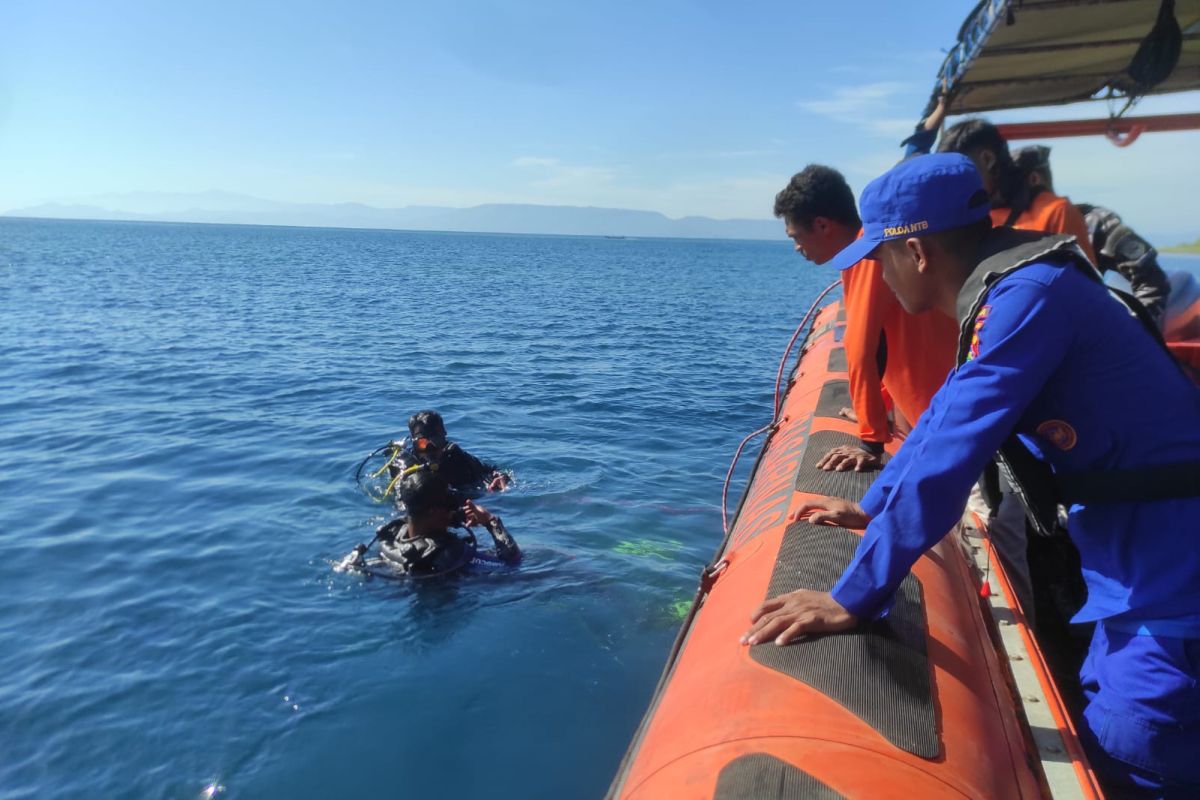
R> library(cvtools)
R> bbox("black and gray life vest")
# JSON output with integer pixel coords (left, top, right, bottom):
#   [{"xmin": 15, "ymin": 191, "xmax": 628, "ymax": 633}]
[
  {"xmin": 381, "ymin": 523, "xmax": 477, "ymax": 576},
  {"xmin": 955, "ymin": 228, "xmax": 1199, "ymax": 537}
]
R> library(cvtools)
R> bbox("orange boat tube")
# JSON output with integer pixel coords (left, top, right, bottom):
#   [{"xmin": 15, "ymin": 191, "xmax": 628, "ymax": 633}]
[{"xmin": 607, "ymin": 302, "xmax": 1094, "ymax": 800}]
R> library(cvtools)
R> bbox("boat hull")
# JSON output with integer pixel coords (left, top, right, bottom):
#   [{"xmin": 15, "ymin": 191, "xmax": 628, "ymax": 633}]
[{"xmin": 609, "ymin": 303, "xmax": 1055, "ymax": 799}]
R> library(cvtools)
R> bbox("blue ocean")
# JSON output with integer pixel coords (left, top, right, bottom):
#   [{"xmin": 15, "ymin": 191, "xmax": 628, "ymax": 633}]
[
  {"xmin": 0, "ymin": 218, "xmax": 820, "ymax": 799},
  {"xmin": 5, "ymin": 218, "xmax": 1197, "ymax": 799}
]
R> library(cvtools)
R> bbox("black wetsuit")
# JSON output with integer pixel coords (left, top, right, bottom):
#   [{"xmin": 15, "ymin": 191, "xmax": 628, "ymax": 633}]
[
  {"xmin": 1077, "ymin": 204, "xmax": 1171, "ymax": 327},
  {"xmin": 382, "ymin": 517, "xmax": 519, "ymax": 575},
  {"xmin": 392, "ymin": 443, "xmax": 501, "ymax": 495}
]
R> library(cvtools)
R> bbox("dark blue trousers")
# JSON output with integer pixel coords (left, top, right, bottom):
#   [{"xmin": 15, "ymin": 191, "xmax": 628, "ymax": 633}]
[{"xmin": 1078, "ymin": 622, "xmax": 1200, "ymax": 798}]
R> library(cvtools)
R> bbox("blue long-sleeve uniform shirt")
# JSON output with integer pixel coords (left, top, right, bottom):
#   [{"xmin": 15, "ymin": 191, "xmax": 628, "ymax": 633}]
[{"xmin": 830, "ymin": 261, "xmax": 1200, "ymax": 627}]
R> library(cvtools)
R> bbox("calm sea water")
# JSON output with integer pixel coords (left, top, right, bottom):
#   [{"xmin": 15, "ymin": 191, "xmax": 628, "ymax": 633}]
[
  {"xmin": 5, "ymin": 218, "xmax": 1195, "ymax": 800},
  {"xmin": 0, "ymin": 218, "xmax": 822, "ymax": 800}
]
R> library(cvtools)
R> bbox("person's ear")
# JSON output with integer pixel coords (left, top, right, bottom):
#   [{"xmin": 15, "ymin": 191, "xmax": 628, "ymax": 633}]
[
  {"xmin": 812, "ymin": 216, "xmax": 830, "ymax": 236},
  {"xmin": 904, "ymin": 237, "xmax": 931, "ymax": 274}
]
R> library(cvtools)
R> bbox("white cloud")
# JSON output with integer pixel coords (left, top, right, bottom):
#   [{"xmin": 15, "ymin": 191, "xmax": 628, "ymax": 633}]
[
  {"xmin": 796, "ymin": 82, "xmax": 921, "ymax": 142},
  {"xmin": 513, "ymin": 156, "xmax": 560, "ymax": 168},
  {"xmin": 869, "ymin": 118, "xmax": 917, "ymax": 137},
  {"xmin": 798, "ymin": 82, "xmax": 911, "ymax": 119}
]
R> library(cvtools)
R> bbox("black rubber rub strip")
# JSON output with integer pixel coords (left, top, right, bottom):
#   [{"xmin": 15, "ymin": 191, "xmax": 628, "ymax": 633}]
[
  {"xmin": 806, "ymin": 321, "xmax": 845, "ymax": 347},
  {"xmin": 714, "ymin": 753, "xmax": 846, "ymax": 800},
  {"xmin": 827, "ymin": 348, "xmax": 847, "ymax": 373},
  {"xmin": 813, "ymin": 380, "xmax": 851, "ymax": 419},
  {"xmin": 794, "ymin": 430, "xmax": 890, "ymax": 504},
  {"xmin": 749, "ymin": 523, "xmax": 939, "ymax": 759}
]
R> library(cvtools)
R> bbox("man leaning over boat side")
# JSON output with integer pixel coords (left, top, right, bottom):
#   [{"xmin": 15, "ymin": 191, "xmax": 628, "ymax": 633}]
[
  {"xmin": 908, "ymin": 109, "xmax": 1102, "ymax": 627},
  {"xmin": 773, "ymin": 165, "xmax": 958, "ymax": 472},
  {"xmin": 744, "ymin": 153, "xmax": 1200, "ymax": 799}
]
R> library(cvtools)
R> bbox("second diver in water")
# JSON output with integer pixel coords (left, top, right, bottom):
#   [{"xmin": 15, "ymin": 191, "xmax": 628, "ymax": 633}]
[
  {"xmin": 392, "ymin": 410, "xmax": 511, "ymax": 495},
  {"xmin": 349, "ymin": 467, "xmax": 520, "ymax": 577}
]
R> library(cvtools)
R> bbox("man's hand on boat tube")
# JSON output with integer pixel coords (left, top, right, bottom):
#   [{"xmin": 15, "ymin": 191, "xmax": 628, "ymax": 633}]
[
  {"xmin": 816, "ymin": 445, "xmax": 882, "ymax": 472},
  {"xmin": 741, "ymin": 590, "xmax": 858, "ymax": 646},
  {"xmin": 794, "ymin": 497, "xmax": 870, "ymax": 529}
]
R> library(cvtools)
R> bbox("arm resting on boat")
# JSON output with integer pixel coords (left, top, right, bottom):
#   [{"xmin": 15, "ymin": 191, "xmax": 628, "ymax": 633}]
[
  {"xmin": 831, "ymin": 277, "xmax": 1072, "ymax": 620},
  {"xmin": 817, "ymin": 440, "xmax": 886, "ymax": 472},
  {"xmin": 742, "ymin": 589, "xmax": 858, "ymax": 646}
]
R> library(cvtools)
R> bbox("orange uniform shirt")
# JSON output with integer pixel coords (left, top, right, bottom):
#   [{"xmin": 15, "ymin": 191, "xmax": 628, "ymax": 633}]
[
  {"xmin": 841, "ymin": 255, "xmax": 958, "ymax": 444},
  {"xmin": 991, "ymin": 190, "xmax": 1098, "ymax": 264}
]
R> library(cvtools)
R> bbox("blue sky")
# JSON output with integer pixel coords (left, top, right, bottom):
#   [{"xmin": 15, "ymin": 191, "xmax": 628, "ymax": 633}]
[{"xmin": 2, "ymin": 0, "xmax": 1198, "ymax": 241}]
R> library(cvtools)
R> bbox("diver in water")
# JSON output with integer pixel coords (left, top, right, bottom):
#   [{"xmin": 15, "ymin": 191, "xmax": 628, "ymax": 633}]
[
  {"xmin": 376, "ymin": 467, "xmax": 519, "ymax": 576},
  {"xmin": 392, "ymin": 410, "xmax": 510, "ymax": 494}
]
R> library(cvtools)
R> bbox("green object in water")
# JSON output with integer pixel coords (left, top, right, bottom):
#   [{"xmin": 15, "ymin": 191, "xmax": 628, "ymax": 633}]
[
  {"xmin": 669, "ymin": 599, "xmax": 692, "ymax": 621},
  {"xmin": 613, "ymin": 538, "xmax": 682, "ymax": 559}
]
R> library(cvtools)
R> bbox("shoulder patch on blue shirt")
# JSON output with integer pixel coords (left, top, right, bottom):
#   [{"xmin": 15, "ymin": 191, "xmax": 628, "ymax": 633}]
[{"xmin": 967, "ymin": 305, "xmax": 991, "ymax": 361}]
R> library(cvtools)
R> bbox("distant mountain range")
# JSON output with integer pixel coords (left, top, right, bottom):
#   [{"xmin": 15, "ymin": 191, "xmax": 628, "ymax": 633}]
[{"xmin": 3, "ymin": 191, "xmax": 783, "ymax": 241}]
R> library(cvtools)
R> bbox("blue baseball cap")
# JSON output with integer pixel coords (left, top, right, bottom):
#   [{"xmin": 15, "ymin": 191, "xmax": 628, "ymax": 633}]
[{"xmin": 828, "ymin": 153, "xmax": 992, "ymax": 271}]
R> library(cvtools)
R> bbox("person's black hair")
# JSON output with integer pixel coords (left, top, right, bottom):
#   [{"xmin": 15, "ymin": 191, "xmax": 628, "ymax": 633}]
[
  {"xmin": 408, "ymin": 410, "xmax": 447, "ymax": 441},
  {"xmin": 773, "ymin": 165, "xmax": 861, "ymax": 229},
  {"xmin": 397, "ymin": 467, "xmax": 454, "ymax": 518},
  {"xmin": 937, "ymin": 118, "xmax": 1011, "ymax": 161},
  {"xmin": 927, "ymin": 215, "xmax": 994, "ymax": 257},
  {"xmin": 937, "ymin": 119, "xmax": 1027, "ymax": 211},
  {"xmin": 1013, "ymin": 144, "xmax": 1054, "ymax": 193}
]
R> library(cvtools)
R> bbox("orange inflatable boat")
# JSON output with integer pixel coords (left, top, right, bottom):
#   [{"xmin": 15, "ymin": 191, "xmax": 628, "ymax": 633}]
[{"xmin": 607, "ymin": 302, "xmax": 1103, "ymax": 800}]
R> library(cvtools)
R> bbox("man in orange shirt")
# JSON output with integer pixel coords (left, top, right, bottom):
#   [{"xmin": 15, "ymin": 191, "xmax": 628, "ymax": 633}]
[
  {"xmin": 905, "ymin": 102, "xmax": 1096, "ymax": 262},
  {"xmin": 936, "ymin": 119, "xmax": 1098, "ymax": 263},
  {"xmin": 774, "ymin": 165, "xmax": 958, "ymax": 471},
  {"xmin": 1016, "ymin": 144, "xmax": 1172, "ymax": 327}
]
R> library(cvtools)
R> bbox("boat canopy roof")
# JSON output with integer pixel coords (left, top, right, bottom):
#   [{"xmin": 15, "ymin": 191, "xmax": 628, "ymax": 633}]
[{"xmin": 934, "ymin": 0, "xmax": 1200, "ymax": 115}]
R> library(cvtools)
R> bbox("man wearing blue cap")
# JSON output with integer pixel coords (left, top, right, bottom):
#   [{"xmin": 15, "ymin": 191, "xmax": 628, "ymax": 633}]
[{"xmin": 742, "ymin": 153, "xmax": 1200, "ymax": 797}]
